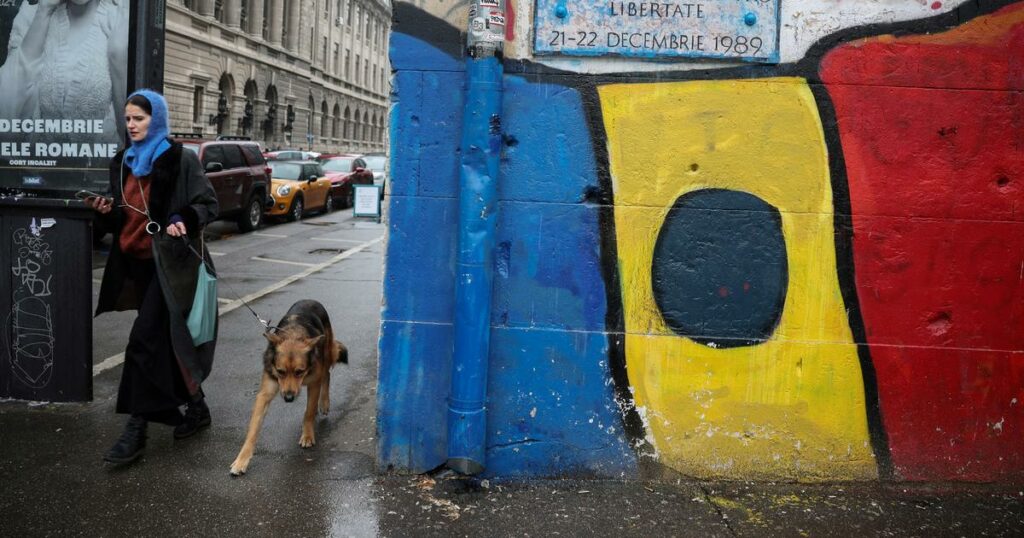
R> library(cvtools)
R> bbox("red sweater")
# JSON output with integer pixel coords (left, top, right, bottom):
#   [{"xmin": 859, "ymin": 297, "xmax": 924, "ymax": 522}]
[{"xmin": 119, "ymin": 174, "xmax": 154, "ymax": 259}]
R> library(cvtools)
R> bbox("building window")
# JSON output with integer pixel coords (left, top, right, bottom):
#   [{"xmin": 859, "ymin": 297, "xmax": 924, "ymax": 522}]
[
  {"xmin": 322, "ymin": 37, "xmax": 328, "ymax": 67},
  {"xmin": 240, "ymin": 1, "xmax": 248, "ymax": 29},
  {"xmin": 263, "ymin": 0, "xmax": 271, "ymax": 39},
  {"xmin": 183, "ymin": 0, "xmax": 196, "ymax": 10},
  {"xmin": 364, "ymin": 60, "xmax": 369, "ymax": 88},
  {"xmin": 355, "ymin": 6, "xmax": 362, "ymax": 39},
  {"xmin": 345, "ymin": 51, "xmax": 351, "ymax": 79},
  {"xmin": 192, "ymin": 86, "xmax": 205, "ymax": 124},
  {"xmin": 214, "ymin": 0, "xmax": 224, "ymax": 22},
  {"xmin": 333, "ymin": 44, "xmax": 340, "ymax": 75},
  {"xmin": 355, "ymin": 54, "xmax": 361, "ymax": 84}
]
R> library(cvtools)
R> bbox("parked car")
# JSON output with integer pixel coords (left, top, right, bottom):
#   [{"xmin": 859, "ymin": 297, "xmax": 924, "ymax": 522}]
[
  {"xmin": 264, "ymin": 149, "xmax": 315, "ymax": 161},
  {"xmin": 174, "ymin": 134, "xmax": 271, "ymax": 232},
  {"xmin": 360, "ymin": 152, "xmax": 388, "ymax": 197},
  {"xmin": 320, "ymin": 154, "xmax": 374, "ymax": 208},
  {"xmin": 265, "ymin": 160, "xmax": 334, "ymax": 221}
]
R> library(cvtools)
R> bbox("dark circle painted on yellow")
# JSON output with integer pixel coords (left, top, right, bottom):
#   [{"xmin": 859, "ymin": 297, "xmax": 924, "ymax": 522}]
[{"xmin": 652, "ymin": 189, "xmax": 788, "ymax": 348}]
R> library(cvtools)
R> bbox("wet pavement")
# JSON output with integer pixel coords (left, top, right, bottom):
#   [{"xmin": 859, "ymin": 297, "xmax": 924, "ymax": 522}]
[{"xmin": 2, "ymin": 212, "xmax": 1023, "ymax": 537}]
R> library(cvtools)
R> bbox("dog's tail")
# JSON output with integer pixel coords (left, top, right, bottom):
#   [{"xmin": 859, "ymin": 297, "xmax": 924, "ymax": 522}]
[{"xmin": 334, "ymin": 341, "xmax": 349, "ymax": 365}]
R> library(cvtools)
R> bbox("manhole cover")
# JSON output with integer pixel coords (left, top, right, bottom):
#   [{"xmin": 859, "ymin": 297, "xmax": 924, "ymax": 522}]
[{"xmin": 309, "ymin": 248, "xmax": 346, "ymax": 255}]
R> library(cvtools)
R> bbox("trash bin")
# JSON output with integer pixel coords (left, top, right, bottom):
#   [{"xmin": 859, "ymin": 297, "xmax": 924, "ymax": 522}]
[{"xmin": 1, "ymin": 197, "xmax": 93, "ymax": 402}]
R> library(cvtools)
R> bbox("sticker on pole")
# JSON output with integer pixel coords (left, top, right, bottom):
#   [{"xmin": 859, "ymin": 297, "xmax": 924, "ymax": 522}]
[{"xmin": 534, "ymin": 0, "xmax": 780, "ymax": 63}]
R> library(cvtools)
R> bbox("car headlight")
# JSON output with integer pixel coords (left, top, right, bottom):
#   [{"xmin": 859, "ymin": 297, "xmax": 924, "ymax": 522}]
[{"xmin": 276, "ymin": 185, "xmax": 291, "ymax": 197}]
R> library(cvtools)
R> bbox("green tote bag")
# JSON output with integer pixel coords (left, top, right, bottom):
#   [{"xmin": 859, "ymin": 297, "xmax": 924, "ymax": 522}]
[{"xmin": 186, "ymin": 242, "xmax": 218, "ymax": 346}]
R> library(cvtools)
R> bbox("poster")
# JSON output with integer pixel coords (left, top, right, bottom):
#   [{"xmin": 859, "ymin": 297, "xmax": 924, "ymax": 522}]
[{"xmin": 0, "ymin": 0, "xmax": 130, "ymax": 196}]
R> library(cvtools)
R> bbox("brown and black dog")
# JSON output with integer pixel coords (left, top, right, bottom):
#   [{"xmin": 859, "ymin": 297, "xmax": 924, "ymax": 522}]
[{"xmin": 230, "ymin": 299, "xmax": 348, "ymax": 476}]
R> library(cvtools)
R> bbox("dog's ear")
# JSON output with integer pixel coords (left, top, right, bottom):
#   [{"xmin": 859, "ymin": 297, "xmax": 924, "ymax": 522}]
[
  {"xmin": 264, "ymin": 331, "xmax": 282, "ymax": 346},
  {"xmin": 304, "ymin": 334, "xmax": 326, "ymax": 350}
]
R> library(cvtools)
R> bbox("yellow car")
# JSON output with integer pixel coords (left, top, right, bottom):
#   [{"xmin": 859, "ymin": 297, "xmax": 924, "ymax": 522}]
[{"xmin": 265, "ymin": 161, "xmax": 334, "ymax": 221}]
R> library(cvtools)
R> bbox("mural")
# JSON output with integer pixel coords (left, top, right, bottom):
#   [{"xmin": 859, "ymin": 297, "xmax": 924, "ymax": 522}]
[
  {"xmin": 380, "ymin": 0, "xmax": 1024, "ymax": 481},
  {"xmin": 601, "ymin": 78, "xmax": 878, "ymax": 480}
]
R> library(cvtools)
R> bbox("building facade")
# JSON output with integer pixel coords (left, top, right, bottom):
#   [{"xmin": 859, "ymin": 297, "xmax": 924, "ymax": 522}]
[{"xmin": 164, "ymin": 0, "xmax": 389, "ymax": 153}]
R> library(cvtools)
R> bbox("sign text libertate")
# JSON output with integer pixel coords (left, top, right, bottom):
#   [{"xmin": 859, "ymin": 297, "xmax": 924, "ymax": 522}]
[{"xmin": 534, "ymin": 0, "xmax": 780, "ymax": 62}]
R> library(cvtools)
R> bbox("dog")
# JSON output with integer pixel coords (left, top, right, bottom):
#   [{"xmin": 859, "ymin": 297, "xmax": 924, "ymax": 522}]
[{"xmin": 229, "ymin": 299, "xmax": 348, "ymax": 476}]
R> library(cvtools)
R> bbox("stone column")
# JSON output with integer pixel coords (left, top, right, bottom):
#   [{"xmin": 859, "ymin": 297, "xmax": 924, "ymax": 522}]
[
  {"xmin": 225, "ymin": 0, "xmax": 241, "ymax": 27},
  {"xmin": 249, "ymin": 0, "xmax": 265, "ymax": 37},
  {"xmin": 199, "ymin": 0, "xmax": 215, "ymax": 17},
  {"xmin": 285, "ymin": 0, "xmax": 301, "ymax": 52},
  {"xmin": 269, "ymin": 0, "xmax": 284, "ymax": 46}
]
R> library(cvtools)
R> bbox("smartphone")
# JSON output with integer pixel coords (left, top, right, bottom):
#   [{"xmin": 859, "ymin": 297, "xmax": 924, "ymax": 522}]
[{"xmin": 75, "ymin": 190, "xmax": 111, "ymax": 203}]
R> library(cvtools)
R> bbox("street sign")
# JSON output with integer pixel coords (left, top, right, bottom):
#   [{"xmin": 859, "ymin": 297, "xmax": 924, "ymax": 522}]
[
  {"xmin": 353, "ymin": 185, "xmax": 382, "ymax": 221},
  {"xmin": 533, "ymin": 0, "xmax": 780, "ymax": 63}
]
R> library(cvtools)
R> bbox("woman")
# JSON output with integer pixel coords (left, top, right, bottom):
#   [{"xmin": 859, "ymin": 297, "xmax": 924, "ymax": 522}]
[
  {"xmin": 88, "ymin": 89, "xmax": 219, "ymax": 464},
  {"xmin": 0, "ymin": 0, "xmax": 128, "ymax": 144}
]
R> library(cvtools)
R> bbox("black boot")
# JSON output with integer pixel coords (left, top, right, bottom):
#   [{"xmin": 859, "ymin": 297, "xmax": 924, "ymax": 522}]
[
  {"xmin": 104, "ymin": 416, "xmax": 147, "ymax": 464},
  {"xmin": 173, "ymin": 398, "xmax": 211, "ymax": 439}
]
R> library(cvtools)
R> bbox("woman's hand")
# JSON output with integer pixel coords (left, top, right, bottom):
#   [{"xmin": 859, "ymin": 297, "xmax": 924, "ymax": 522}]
[
  {"xmin": 87, "ymin": 196, "xmax": 112, "ymax": 214},
  {"xmin": 166, "ymin": 221, "xmax": 187, "ymax": 237}
]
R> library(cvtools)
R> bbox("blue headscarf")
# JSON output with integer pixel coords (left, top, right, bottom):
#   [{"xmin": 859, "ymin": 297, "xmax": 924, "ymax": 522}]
[{"xmin": 123, "ymin": 89, "xmax": 171, "ymax": 177}]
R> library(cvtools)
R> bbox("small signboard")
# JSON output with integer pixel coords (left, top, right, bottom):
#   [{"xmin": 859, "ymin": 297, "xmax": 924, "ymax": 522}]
[
  {"xmin": 353, "ymin": 185, "xmax": 382, "ymax": 220},
  {"xmin": 534, "ymin": 0, "xmax": 780, "ymax": 63}
]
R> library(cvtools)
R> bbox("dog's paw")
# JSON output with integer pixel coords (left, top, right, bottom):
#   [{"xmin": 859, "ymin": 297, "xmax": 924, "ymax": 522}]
[
  {"xmin": 299, "ymin": 433, "xmax": 316, "ymax": 448},
  {"xmin": 318, "ymin": 400, "xmax": 330, "ymax": 417},
  {"xmin": 229, "ymin": 458, "xmax": 249, "ymax": 476}
]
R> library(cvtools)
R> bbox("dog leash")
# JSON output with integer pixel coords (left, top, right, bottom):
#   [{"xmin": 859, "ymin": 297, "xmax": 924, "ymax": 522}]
[{"xmin": 179, "ymin": 234, "xmax": 278, "ymax": 334}]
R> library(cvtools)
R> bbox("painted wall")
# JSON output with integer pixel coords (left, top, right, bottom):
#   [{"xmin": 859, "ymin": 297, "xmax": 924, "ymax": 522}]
[{"xmin": 379, "ymin": 0, "xmax": 1024, "ymax": 482}]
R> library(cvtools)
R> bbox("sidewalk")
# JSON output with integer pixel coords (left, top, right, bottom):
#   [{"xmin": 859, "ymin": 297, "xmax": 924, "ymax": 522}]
[
  {"xmin": 1, "ymin": 213, "xmax": 1022, "ymax": 537},
  {"xmin": 377, "ymin": 473, "xmax": 1024, "ymax": 537}
]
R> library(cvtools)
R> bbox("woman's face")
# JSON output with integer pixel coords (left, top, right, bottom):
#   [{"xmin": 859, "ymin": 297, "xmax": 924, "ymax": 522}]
[{"xmin": 125, "ymin": 104, "xmax": 150, "ymax": 143}]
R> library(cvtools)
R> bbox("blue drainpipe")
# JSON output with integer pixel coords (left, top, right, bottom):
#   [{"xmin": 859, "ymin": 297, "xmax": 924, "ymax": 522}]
[{"xmin": 447, "ymin": 0, "xmax": 505, "ymax": 475}]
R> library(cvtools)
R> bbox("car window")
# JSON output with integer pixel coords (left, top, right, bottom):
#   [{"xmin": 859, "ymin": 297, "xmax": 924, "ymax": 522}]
[
  {"xmin": 302, "ymin": 164, "xmax": 318, "ymax": 178},
  {"xmin": 322, "ymin": 158, "xmax": 354, "ymax": 172},
  {"xmin": 240, "ymin": 144, "xmax": 265, "ymax": 165},
  {"xmin": 363, "ymin": 155, "xmax": 386, "ymax": 171},
  {"xmin": 220, "ymin": 144, "xmax": 246, "ymax": 169},
  {"xmin": 202, "ymin": 145, "xmax": 226, "ymax": 168},
  {"xmin": 354, "ymin": 158, "xmax": 366, "ymax": 169},
  {"xmin": 269, "ymin": 162, "xmax": 302, "ymax": 180}
]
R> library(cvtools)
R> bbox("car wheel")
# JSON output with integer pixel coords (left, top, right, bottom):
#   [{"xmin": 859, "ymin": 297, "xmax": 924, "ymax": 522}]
[
  {"xmin": 324, "ymin": 193, "xmax": 334, "ymax": 214},
  {"xmin": 237, "ymin": 194, "xmax": 263, "ymax": 232},
  {"xmin": 288, "ymin": 195, "xmax": 304, "ymax": 222}
]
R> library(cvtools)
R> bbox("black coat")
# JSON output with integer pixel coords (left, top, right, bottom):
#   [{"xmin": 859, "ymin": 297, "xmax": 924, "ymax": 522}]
[{"xmin": 95, "ymin": 141, "xmax": 219, "ymax": 395}]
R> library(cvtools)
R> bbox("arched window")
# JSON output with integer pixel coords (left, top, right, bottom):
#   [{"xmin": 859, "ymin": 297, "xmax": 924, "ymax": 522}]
[
  {"xmin": 362, "ymin": 111, "xmax": 370, "ymax": 141},
  {"xmin": 242, "ymin": 79, "xmax": 259, "ymax": 136},
  {"xmin": 216, "ymin": 73, "xmax": 234, "ymax": 135},
  {"xmin": 332, "ymin": 103, "xmax": 341, "ymax": 138},
  {"xmin": 264, "ymin": 85, "xmax": 279, "ymax": 141},
  {"xmin": 321, "ymin": 100, "xmax": 329, "ymax": 139},
  {"xmin": 307, "ymin": 94, "xmax": 315, "ymax": 139},
  {"xmin": 343, "ymin": 106, "xmax": 351, "ymax": 139}
]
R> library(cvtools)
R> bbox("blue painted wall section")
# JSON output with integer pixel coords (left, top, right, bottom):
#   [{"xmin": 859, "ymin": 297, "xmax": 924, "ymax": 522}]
[
  {"xmin": 378, "ymin": 32, "xmax": 464, "ymax": 473},
  {"xmin": 380, "ymin": 13, "xmax": 636, "ymax": 476}
]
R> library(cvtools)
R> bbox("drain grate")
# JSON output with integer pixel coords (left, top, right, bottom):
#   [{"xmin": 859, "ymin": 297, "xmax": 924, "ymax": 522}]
[{"xmin": 309, "ymin": 248, "xmax": 346, "ymax": 255}]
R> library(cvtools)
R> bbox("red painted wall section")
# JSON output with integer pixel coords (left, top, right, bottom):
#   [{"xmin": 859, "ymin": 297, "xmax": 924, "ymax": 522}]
[{"xmin": 821, "ymin": 4, "xmax": 1024, "ymax": 481}]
